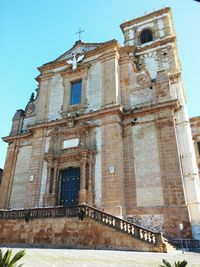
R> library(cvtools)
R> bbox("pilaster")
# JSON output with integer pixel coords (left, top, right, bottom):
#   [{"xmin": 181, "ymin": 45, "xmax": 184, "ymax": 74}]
[{"xmin": 0, "ymin": 141, "xmax": 19, "ymax": 208}]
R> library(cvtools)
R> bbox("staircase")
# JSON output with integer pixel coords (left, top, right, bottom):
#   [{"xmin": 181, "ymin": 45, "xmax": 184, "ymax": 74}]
[
  {"xmin": 81, "ymin": 205, "xmax": 162, "ymax": 246},
  {"xmin": 162, "ymin": 237, "xmax": 177, "ymax": 252},
  {"xmin": 0, "ymin": 204, "xmax": 169, "ymax": 252}
]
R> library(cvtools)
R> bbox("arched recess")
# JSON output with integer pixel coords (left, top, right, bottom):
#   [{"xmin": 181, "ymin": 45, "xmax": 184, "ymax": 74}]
[{"xmin": 140, "ymin": 29, "xmax": 153, "ymax": 44}]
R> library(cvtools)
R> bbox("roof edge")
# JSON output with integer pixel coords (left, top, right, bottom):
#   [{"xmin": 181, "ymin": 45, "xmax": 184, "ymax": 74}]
[
  {"xmin": 120, "ymin": 7, "xmax": 171, "ymax": 31},
  {"xmin": 37, "ymin": 39, "xmax": 120, "ymax": 72}
]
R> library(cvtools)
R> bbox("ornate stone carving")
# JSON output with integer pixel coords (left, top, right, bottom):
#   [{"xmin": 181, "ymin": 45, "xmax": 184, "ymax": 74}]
[
  {"xmin": 136, "ymin": 71, "xmax": 151, "ymax": 87},
  {"xmin": 67, "ymin": 54, "xmax": 84, "ymax": 70},
  {"xmin": 25, "ymin": 93, "xmax": 35, "ymax": 115},
  {"xmin": 26, "ymin": 102, "xmax": 35, "ymax": 114},
  {"xmin": 132, "ymin": 55, "xmax": 143, "ymax": 72},
  {"xmin": 140, "ymin": 51, "xmax": 159, "ymax": 80}
]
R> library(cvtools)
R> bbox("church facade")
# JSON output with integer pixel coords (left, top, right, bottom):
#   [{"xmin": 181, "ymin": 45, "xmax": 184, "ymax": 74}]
[{"xmin": 1, "ymin": 7, "xmax": 200, "ymax": 240}]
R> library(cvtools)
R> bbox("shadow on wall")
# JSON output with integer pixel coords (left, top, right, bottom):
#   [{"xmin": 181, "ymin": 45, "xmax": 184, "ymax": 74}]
[{"xmin": 0, "ymin": 168, "xmax": 3, "ymax": 185}]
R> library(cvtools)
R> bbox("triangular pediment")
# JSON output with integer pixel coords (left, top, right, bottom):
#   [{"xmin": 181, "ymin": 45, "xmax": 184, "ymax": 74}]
[{"xmin": 55, "ymin": 41, "xmax": 104, "ymax": 62}]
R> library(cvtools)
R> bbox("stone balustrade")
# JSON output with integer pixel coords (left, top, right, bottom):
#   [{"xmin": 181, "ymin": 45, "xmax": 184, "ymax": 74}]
[{"xmin": 0, "ymin": 204, "xmax": 162, "ymax": 246}]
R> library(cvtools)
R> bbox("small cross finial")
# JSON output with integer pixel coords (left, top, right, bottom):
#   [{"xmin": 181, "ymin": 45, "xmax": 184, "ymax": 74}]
[{"xmin": 75, "ymin": 27, "xmax": 84, "ymax": 40}]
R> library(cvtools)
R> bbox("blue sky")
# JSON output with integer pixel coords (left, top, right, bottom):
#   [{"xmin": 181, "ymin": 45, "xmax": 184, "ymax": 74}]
[{"xmin": 0, "ymin": 0, "xmax": 200, "ymax": 169}]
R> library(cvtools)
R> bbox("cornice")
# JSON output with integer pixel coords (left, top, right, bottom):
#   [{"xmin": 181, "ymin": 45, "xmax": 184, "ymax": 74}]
[
  {"xmin": 35, "ymin": 72, "xmax": 54, "ymax": 82},
  {"xmin": 119, "ymin": 46, "xmax": 136, "ymax": 54},
  {"xmin": 190, "ymin": 116, "xmax": 200, "ymax": 124},
  {"xmin": 123, "ymin": 99, "xmax": 180, "ymax": 119},
  {"xmin": 60, "ymin": 63, "xmax": 91, "ymax": 77},
  {"xmin": 3, "ymin": 100, "xmax": 180, "ymax": 142},
  {"xmin": 120, "ymin": 7, "xmax": 171, "ymax": 31},
  {"xmin": 25, "ymin": 104, "xmax": 123, "ymax": 131},
  {"xmin": 169, "ymin": 72, "xmax": 182, "ymax": 83},
  {"xmin": 192, "ymin": 134, "xmax": 200, "ymax": 140},
  {"xmin": 76, "ymin": 104, "xmax": 123, "ymax": 121},
  {"xmin": 2, "ymin": 132, "xmax": 32, "ymax": 143},
  {"xmin": 50, "ymin": 122, "xmax": 97, "ymax": 136},
  {"xmin": 44, "ymin": 147, "xmax": 97, "ymax": 162},
  {"xmin": 135, "ymin": 36, "xmax": 176, "ymax": 54}
]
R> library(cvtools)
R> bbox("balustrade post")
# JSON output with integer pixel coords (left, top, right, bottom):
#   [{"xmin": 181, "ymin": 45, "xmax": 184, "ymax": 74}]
[
  {"xmin": 134, "ymin": 226, "xmax": 140, "ymax": 239},
  {"xmin": 114, "ymin": 218, "xmax": 121, "ymax": 230}
]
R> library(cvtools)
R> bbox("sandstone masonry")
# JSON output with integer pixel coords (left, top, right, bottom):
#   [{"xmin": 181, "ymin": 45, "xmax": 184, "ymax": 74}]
[{"xmin": 1, "ymin": 7, "xmax": 200, "ymax": 241}]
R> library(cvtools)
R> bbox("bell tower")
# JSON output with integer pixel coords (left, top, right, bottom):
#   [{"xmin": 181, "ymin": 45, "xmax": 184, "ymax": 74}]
[{"xmin": 120, "ymin": 7, "xmax": 200, "ymax": 239}]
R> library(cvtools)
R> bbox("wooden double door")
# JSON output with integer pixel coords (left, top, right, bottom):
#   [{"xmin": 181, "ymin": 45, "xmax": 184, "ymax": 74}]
[{"xmin": 59, "ymin": 167, "xmax": 80, "ymax": 206}]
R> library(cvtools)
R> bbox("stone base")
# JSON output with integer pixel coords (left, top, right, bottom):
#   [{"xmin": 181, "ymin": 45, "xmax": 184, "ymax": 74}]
[
  {"xmin": 43, "ymin": 194, "xmax": 57, "ymax": 206},
  {"xmin": 79, "ymin": 189, "xmax": 87, "ymax": 204},
  {"xmin": 0, "ymin": 216, "xmax": 165, "ymax": 252},
  {"xmin": 125, "ymin": 206, "xmax": 192, "ymax": 239},
  {"xmin": 87, "ymin": 190, "xmax": 94, "ymax": 206}
]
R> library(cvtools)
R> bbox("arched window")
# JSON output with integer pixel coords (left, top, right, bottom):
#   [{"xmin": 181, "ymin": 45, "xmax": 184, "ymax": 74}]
[{"xmin": 140, "ymin": 29, "xmax": 153, "ymax": 44}]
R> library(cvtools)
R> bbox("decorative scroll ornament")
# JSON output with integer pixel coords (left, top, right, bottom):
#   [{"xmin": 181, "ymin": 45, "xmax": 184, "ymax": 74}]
[
  {"xmin": 67, "ymin": 54, "xmax": 84, "ymax": 69},
  {"xmin": 136, "ymin": 70, "xmax": 151, "ymax": 88}
]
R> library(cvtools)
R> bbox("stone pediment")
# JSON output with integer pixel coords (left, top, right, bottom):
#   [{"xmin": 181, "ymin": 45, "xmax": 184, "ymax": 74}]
[
  {"xmin": 37, "ymin": 40, "xmax": 120, "ymax": 72},
  {"xmin": 55, "ymin": 40, "xmax": 104, "ymax": 62}
]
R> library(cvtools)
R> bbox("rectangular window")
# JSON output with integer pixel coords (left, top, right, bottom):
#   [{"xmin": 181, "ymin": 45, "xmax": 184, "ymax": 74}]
[{"xmin": 70, "ymin": 80, "xmax": 82, "ymax": 105}]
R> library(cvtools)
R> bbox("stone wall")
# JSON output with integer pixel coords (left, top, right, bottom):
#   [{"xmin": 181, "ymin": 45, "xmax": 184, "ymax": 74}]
[
  {"xmin": 101, "ymin": 114, "xmax": 125, "ymax": 216},
  {"xmin": 9, "ymin": 146, "xmax": 32, "ymax": 208},
  {"xmin": 124, "ymin": 206, "xmax": 192, "ymax": 239},
  {"xmin": 0, "ymin": 216, "xmax": 163, "ymax": 252},
  {"xmin": 0, "ymin": 169, "xmax": 2, "ymax": 184},
  {"xmin": 86, "ymin": 62, "xmax": 102, "ymax": 112},
  {"xmin": 48, "ymin": 74, "xmax": 64, "ymax": 121},
  {"xmin": 126, "ymin": 214, "xmax": 164, "ymax": 232},
  {"xmin": 132, "ymin": 122, "xmax": 163, "ymax": 207}
]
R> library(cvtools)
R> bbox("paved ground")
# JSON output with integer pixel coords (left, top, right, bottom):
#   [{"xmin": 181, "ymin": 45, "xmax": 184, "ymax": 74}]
[{"xmin": 0, "ymin": 247, "xmax": 200, "ymax": 267}]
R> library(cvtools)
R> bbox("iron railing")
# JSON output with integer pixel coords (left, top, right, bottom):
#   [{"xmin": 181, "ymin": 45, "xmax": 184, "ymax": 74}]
[{"xmin": 171, "ymin": 238, "xmax": 200, "ymax": 252}]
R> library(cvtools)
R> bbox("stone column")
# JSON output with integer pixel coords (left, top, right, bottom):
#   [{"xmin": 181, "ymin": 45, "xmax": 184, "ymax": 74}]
[
  {"xmin": 43, "ymin": 159, "xmax": 54, "ymax": 206},
  {"xmin": 173, "ymin": 79, "xmax": 200, "ymax": 240},
  {"xmin": 51, "ymin": 162, "xmax": 58, "ymax": 206},
  {"xmin": 87, "ymin": 157, "xmax": 94, "ymax": 205},
  {"xmin": 79, "ymin": 156, "xmax": 87, "ymax": 203},
  {"xmin": 45, "ymin": 165, "xmax": 51, "ymax": 194}
]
